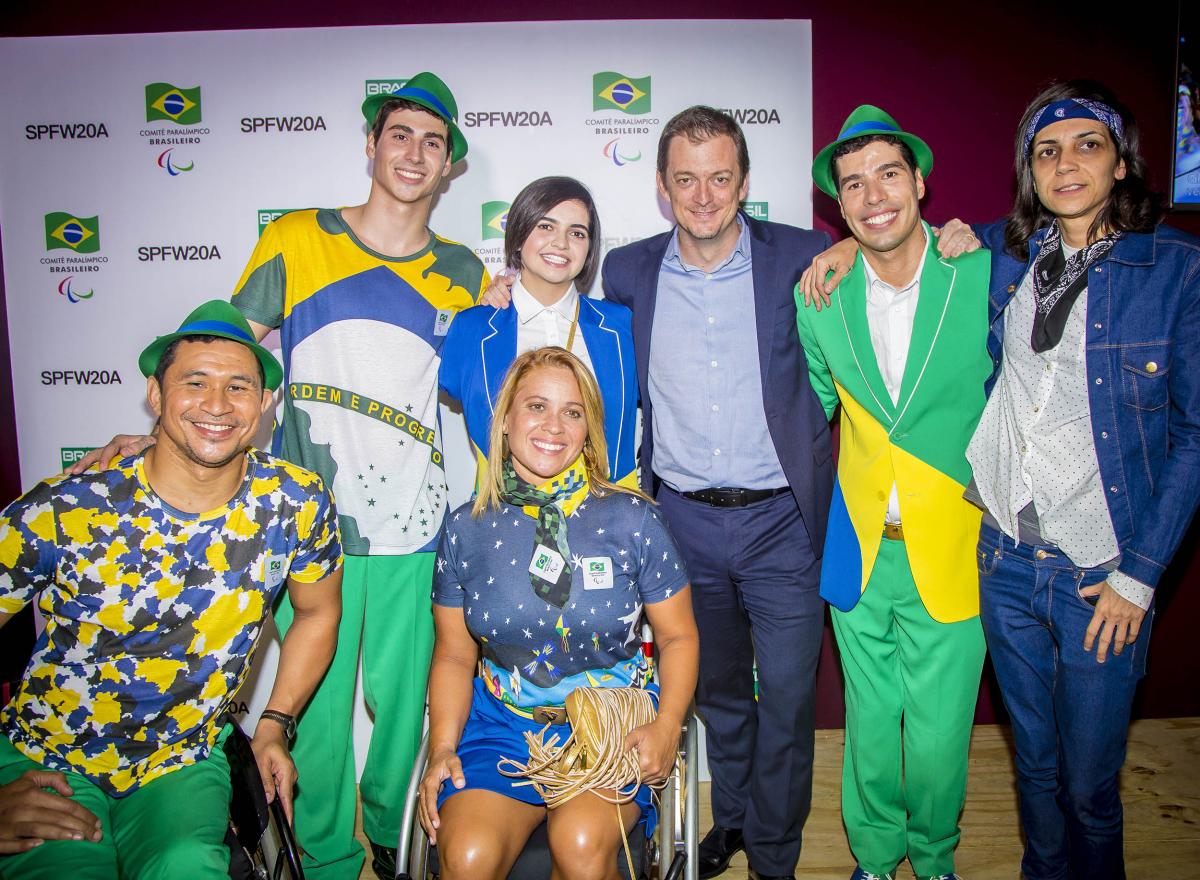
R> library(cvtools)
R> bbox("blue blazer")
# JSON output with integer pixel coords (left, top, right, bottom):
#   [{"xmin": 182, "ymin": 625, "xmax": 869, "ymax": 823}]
[
  {"xmin": 439, "ymin": 296, "xmax": 640, "ymax": 484},
  {"xmin": 602, "ymin": 213, "xmax": 835, "ymax": 551}
]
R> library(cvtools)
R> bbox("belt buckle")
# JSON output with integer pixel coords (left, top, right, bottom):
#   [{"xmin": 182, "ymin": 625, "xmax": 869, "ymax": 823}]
[{"xmin": 532, "ymin": 705, "xmax": 567, "ymax": 725}]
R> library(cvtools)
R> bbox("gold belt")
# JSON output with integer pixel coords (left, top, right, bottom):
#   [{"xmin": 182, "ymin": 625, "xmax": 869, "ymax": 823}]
[
  {"xmin": 883, "ymin": 522, "xmax": 905, "ymax": 542},
  {"xmin": 502, "ymin": 699, "xmax": 567, "ymax": 725}
]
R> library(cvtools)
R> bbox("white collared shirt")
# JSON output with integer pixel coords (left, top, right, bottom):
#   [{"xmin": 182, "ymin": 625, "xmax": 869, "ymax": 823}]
[
  {"xmin": 966, "ymin": 245, "xmax": 1151, "ymax": 609},
  {"xmin": 511, "ymin": 277, "xmax": 594, "ymax": 377},
  {"xmin": 862, "ymin": 237, "xmax": 927, "ymax": 524}
]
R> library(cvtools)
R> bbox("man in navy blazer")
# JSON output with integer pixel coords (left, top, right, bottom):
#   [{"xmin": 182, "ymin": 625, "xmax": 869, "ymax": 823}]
[{"xmin": 602, "ymin": 106, "xmax": 833, "ymax": 880}]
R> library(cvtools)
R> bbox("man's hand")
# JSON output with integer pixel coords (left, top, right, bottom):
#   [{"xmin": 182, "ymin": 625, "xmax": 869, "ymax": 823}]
[
  {"xmin": 417, "ymin": 747, "xmax": 465, "ymax": 844},
  {"xmin": 624, "ymin": 718, "xmax": 680, "ymax": 786},
  {"xmin": 796, "ymin": 238, "xmax": 859, "ymax": 311},
  {"xmin": 479, "ymin": 269, "xmax": 516, "ymax": 309},
  {"xmin": 0, "ymin": 769, "xmax": 103, "ymax": 854},
  {"xmin": 66, "ymin": 434, "xmax": 156, "ymax": 476},
  {"xmin": 250, "ymin": 722, "xmax": 297, "ymax": 826},
  {"xmin": 1081, "ymin": 581, "xmax": 1147, "ymax": 664},
  {"xmin": 932, "ymin": 219, "xmax": 981, "ymax": 259}
]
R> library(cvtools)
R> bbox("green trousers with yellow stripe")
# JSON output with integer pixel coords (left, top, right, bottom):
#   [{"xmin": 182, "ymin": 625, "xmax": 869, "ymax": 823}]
[
  {"xmin": 274, "ymin": 552, "xmax": 435, "ymax": 880},
  {"xmin": 831, "ymin": 537, "xmax": 985, "ymax": 878}
]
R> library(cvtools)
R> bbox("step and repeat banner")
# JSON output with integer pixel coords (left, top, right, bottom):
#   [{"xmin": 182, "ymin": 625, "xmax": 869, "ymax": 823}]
[{"xmin": 0, "ymin": 19, "xmax": 812, "ymax": 770}]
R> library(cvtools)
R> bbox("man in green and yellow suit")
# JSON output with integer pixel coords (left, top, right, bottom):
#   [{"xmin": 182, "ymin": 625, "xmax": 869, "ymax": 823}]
[{"xmin": 795, "ymin": 106, "xmax": 991, "ymax": 880}]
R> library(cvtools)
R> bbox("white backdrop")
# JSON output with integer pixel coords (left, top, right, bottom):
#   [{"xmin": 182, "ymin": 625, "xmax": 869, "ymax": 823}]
[{"xmin": 0, "ymin": 20, "xmax": 813, "ymax": 777}]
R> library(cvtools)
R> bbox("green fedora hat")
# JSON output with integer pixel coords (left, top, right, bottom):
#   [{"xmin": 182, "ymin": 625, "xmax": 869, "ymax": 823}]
[
  {"xmin": 139, "ymin": 300, "xmax": 283, "ymax": 391},
  {"xmin": 360, "ymin": 71, "xmax": 468, "ymax": 164},
  {"xmin": 812, "ymin": 104, "xmax": 933, "ymax": 198}
]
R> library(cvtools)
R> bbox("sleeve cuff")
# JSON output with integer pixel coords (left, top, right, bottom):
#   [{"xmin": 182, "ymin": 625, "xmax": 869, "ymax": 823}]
[{"xmin": 1107, "ymin": 570, "xmax": 1153, "ymax": 611}]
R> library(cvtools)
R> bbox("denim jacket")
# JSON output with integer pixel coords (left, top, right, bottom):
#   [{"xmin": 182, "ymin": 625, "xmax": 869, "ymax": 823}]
[{"xmin": 975, "ymin": 220, "xmax": 1200, "ymax": 590}]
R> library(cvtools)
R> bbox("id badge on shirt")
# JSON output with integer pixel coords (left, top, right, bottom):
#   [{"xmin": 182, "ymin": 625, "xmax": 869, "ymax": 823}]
[
  {"xmin": 263, "ymin": 555, "xmax": 287, "ymax": 591},
  {"xmin": 528, "ymin": 544, "xmax": 566, "ymax": 583},
  {"xmin": 433, "ymin": 309, "xmax": 454, "ymax": 337},
  {"xmin": 582, "ymin": 556, "xmax": 614, "ymax": 589}
]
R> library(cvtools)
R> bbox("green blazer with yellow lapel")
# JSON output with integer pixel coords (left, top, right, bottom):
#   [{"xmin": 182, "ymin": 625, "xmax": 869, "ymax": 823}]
[{"xmin": 794, "ymin": 225, "xmax": 991, "ymax": 623}]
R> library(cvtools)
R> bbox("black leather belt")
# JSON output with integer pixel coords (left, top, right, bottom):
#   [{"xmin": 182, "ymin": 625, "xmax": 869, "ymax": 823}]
[{"xmin": 678, "ymin": 486, "xmax": 790, "ymax": 508}]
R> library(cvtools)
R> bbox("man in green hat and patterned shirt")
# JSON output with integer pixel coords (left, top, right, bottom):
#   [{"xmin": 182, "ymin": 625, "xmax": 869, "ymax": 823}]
[
  {"xmin": 795, "ymin": 106, "xmax": 991, "ymax": 880},
  {"xmin": 74, "ymin": 73, "xmax": 488, "ymax": 879}
]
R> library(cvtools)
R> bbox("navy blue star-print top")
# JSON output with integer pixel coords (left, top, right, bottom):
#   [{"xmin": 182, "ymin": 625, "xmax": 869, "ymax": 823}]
[{"xmin": 433, "ymin": 490, "xmax": 688, "ymax": 709}]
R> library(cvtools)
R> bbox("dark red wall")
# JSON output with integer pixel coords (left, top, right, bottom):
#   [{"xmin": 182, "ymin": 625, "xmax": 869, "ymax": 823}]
[{"xmin": 3, "ymin": 1, "xmax": 1197, "ymax": 725}]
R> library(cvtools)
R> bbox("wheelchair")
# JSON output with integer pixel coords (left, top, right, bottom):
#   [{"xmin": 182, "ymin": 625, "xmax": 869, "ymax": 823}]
[
  {"xmin": 222, "ymin": 716, "xmax": 306, "ymax": 880},
  {"xmin": 394, "ymin": 705, "xmax": 700, "ymax": 880}
]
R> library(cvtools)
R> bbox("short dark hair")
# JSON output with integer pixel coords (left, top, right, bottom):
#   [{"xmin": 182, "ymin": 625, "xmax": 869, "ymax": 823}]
[
  {"xmin": 830, "ymin": 134, "xmax": 918, "ymax": 193},
  {"xmin": 370, "ymin": 98, "xmax": 453, "ymax": 158},
  {"xmin": 503, "ymin": 176, "xmax": 602, "ymax": 292},
  {"xmin": 152, "ymin": 335, "xmax": 264, "ymax": 390},
  {"xmin": 656, "ymin": 106, "xmax": 750, "ymax": 181},
  {"xmin": 1004, "ymin": 79, "xmax": 1163, "ymax": 260}
]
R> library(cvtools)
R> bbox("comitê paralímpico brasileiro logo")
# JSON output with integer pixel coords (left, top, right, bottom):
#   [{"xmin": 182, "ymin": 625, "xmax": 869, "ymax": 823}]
[{"xmin": 481, "ymin": 201, "xmax": 510, "ymax": 241}]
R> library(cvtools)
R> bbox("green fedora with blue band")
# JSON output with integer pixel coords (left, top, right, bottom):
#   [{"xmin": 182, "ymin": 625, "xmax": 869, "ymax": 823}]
[
  {"xmin": 812, "ymin": 104, "xmax": 934, "ymax": 199},
  {"xmin": 139, "ymin": 300, "xmax": 283, "ymax": 391},
  {"xmin": 360, "ymin": 71, "xmax": 468, "ymax": 164}
]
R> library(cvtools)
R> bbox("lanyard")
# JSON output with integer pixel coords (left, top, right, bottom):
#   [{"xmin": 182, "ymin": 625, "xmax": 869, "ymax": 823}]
[{"xmin": 565, "ymin": 297, "xmax": 581, "ymax": 353}]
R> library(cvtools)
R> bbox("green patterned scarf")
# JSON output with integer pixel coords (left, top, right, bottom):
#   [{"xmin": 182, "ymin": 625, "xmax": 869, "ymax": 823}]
[{"xmin": 501, "ymin": 454, "xmax": 589, "ymax": 608}]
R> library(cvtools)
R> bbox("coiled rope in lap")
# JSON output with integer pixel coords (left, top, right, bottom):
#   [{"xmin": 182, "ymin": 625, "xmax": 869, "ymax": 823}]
[{"xmin": 498, "ymin": 687, "xmax": 674, "ymax": 876}]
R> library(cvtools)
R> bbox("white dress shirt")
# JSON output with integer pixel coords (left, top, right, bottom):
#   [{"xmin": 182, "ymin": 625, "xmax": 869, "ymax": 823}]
[
  {"xmin": 511, "ymin": 276, "xmax": 594, "ymax": 377},
  {"xmin": 966, "ymin": 245, "xmax": 1152, "ymax": 609},
  {"xmin": 862, "ymin": 239, "xmax": 927, "ymax": 524}
]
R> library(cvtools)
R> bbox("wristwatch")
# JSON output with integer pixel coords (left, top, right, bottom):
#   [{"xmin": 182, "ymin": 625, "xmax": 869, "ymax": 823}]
[{"xmin": 259, "ymin": 709, "xmax": 297, "ymax": 742}]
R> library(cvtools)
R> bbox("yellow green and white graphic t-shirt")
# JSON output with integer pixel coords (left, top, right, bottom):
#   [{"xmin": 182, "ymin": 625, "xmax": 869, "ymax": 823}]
[
  {"xmin": 233, "ymin": 209, "xmax": 488, "ymax": 555},
  {"xmin": 0, "ymin": 449, "xmax": 342, "ymax": 796}
]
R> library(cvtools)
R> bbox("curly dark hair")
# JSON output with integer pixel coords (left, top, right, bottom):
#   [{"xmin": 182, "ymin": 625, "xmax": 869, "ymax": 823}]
[{"xmin": 1004, "ymin": 79, "xmax": 1163, "ymax": 260}]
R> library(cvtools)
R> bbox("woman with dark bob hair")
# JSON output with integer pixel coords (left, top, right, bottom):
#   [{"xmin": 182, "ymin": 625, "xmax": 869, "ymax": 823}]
[
  {"xmin": 802, "ymin": 80, "xmax": 1200, "ymax": 880},
  {"xmin": 440, "ymin": 176, "xmax": 638, "ymax": 487},
  {"xmin": 420, "ymin": 346, "xmax": 699, "ymax": 879}
]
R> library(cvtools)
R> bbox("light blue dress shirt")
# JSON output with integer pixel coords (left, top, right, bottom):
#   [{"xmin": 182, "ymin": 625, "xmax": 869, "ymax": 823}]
[{"xmin": 648, "ymin": 220, "xmax": 787, "ymax": 492}]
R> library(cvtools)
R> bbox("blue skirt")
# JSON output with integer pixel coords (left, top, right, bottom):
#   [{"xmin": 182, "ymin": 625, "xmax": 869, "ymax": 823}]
[{"xmin": 437, "ymin": 678, "xmax": 657, "ymax": 836}]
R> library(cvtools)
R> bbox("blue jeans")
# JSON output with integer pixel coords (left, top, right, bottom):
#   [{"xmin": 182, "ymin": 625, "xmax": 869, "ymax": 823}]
[{"xmin": 977, "ymin": 524, "xmax": 1153, "ymax": 880}]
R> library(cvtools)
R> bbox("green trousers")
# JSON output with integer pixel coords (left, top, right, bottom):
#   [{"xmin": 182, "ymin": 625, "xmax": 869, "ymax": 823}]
[
  {"xmin": 0, "ymin": 728, "xmax": 232, "ymax": 880},
  {"xmin": 274, "ymin": 552, "xmax": 434, "ymax": 880},
  {"xmin": 831, "ymin": 537, "xmax": 985, "ymax": 878}
]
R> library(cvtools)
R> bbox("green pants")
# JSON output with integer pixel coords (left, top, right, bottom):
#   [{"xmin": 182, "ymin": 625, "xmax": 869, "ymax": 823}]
[
  {"xmin": 831, "ymin": 537, "xmax": 985, "ymax": 877},
  {"xmin": 274, "ymin": 552, "xmax": 434, "ymax": 880},
  {"xmin": 0, "ymin": 728, "xmax": 232, "ymax": 880}
]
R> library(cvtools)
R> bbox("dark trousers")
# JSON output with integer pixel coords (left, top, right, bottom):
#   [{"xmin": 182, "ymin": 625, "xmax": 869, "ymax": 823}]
[
  {"xmin": 657, "ymin": 485, "xmax": 824, "ymax": 875},
  {"xmin": 978, "ymin": 524, "xmax": 1152, "ymax": 880}
]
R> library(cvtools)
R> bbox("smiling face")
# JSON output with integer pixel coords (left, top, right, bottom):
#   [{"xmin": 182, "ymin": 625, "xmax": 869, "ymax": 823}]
[
  {"xmin": 517, "ymin": 199, "xmax": 591, "ymax": 299},
  {"xmin": 1030, "ymin": 117, "xmax": 1126, "ymax": 234},
  {"xmin": 148, "ymin": 339, "xmax": 272, "ymax": 470},
  {"xmin": 503, "ymin": 365, "xmax": 588, "ymax": 484},
  {"xmin": 657, "ymin": 133, "xmax": 749, "ymax": 252},
  {"xmin": 366, "ymin": 106, "xmax": 452, "ymax": 206},
  {"xmin": 835, "ymin": 139, "xmax": 925, "ymax": 256}
]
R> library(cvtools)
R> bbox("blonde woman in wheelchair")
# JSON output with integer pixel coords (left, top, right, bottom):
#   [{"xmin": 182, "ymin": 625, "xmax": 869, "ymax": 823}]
[{"xmin": 419, "ymin": 346, "xmax": 699, "ymax": 880}]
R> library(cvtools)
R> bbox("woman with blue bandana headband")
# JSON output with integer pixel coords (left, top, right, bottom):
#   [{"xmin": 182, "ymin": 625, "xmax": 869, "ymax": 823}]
[{"xmin": 800, "ymin": 79, "xmax": 1200, "ymax": 880}]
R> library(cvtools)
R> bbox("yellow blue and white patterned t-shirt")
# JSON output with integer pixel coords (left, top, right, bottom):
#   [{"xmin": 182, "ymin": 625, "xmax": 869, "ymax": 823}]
[
  {"xmin": 0, "ymin": 449, "xmax": 342, "ymax": 796},
  {"xmin": 233, "ymin": 208, "xmax": 488, "ymax": 555}
]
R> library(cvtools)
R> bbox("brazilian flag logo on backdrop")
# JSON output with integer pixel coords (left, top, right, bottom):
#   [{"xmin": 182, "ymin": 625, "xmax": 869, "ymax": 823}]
[
  {"xmin": 145, "ymin": 83, "xmax": 202, "ymax": 124},
  {"xmin": 45, "ymin": 213, "xmax": 100, "ymax": 253},
  {"xmin": 481, "ymin": 201, "xmax": 510, "ymax": 241},
  {"xmin": 593, "ymin": 72, "xmax": 651, "ymax": 115}
]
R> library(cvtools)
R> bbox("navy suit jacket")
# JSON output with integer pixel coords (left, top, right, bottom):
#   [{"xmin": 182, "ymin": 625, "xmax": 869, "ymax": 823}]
[{"xmin": 602, "ymin": 214, "xmax": 835, "ymax": 552}]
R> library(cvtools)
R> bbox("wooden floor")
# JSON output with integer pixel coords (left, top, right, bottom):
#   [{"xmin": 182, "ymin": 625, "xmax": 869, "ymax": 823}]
[{"xmin": 355, "ymin": 718, "xmax": 1200, "ymax": 878}]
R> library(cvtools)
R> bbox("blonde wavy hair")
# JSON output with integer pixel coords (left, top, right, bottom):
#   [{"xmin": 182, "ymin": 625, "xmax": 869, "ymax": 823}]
[{"xmin": 473, "ymin": 346, "xmax": 648, "ymax": 516}]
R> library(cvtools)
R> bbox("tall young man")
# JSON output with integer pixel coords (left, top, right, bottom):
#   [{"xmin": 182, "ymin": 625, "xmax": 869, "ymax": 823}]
[
  {"xmin": 73, "ymin": 72, "xmax": 488, "ymax": 879},
  {"xmin": 797, "ymin": 106, "xmax": 990, "ymax": 880},
  {"xmin": 0, "ymin": 301, "xmax": 343, "ymax": 879}
]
